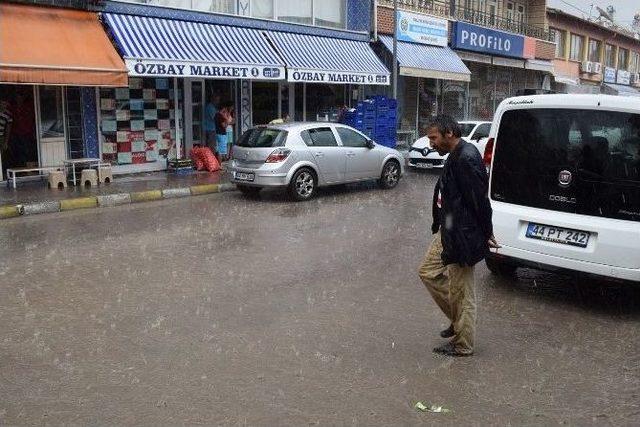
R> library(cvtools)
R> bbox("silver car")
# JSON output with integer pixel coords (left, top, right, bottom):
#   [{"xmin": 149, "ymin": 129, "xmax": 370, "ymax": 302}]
[{"xmin": 230, "ymin": 122, "xmax": 404, "ymax": 200}]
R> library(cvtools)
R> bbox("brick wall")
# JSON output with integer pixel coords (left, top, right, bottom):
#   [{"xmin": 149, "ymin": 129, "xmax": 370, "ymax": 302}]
[
  {"xmin": 535, "ymin": 40, "xmax": 555, "ymax": 60},
  {"xmin": 377, "ymin": 5, "xmax": 394, "ymax": 35}
]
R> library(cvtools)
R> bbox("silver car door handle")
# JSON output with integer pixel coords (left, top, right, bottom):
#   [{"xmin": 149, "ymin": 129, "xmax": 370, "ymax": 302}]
[
  {"xmin": 346, "ymin": 152, "xmax": 356, "ymax": 157},
  {"xmin": 314, "ymin": 152, "xmax": 324, "ymax": 157}
]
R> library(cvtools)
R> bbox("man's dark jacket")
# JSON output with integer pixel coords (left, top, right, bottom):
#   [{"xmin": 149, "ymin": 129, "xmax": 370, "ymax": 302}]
[{"xmin": 432, "ymin": 140, "xmax": 493, "ymax": 266}]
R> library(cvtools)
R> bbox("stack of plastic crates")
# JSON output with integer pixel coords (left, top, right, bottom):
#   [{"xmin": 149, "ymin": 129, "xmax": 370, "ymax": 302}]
[
  {"xmin": 372, "ymin": 96, "xmax": 397, "ymax": 148},
  {"xmin": 340, "ymin": 96, "xmax": 397, "ymax": 148}
]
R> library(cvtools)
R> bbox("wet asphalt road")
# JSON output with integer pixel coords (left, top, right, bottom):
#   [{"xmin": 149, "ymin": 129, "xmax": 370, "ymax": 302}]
[{"xmin": 1, "ymin": 170, "xmax": 639, "ymax": 426}]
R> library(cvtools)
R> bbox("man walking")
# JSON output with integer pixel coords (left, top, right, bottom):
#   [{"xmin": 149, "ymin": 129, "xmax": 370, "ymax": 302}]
[{"xmin": 418, "ymin": 115, "xmax": 499, "ymax": 357}]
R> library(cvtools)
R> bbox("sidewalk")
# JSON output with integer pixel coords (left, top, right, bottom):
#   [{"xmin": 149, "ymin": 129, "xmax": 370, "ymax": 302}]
[{"xmin": 0, "ymin": 169, "xmax": 236, "ymax": 219}]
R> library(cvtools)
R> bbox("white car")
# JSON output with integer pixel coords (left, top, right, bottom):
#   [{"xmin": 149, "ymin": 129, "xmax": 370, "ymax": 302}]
[
  {"xmin": 485, "ymin": 94, "xmax": 640, "ymax": 283},
  {"xmin": 408, "ymin": 121, "xmax": 492, "ymax": 169}
]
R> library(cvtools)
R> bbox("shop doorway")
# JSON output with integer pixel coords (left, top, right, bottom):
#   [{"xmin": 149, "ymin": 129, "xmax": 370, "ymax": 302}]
[
  {"xmin": 0, "ymin": 85, "xmax": 38, "ymax": 179},
  {"xmin": 252, "ymin": 82, "xmax": 279, "ymax": 125}
]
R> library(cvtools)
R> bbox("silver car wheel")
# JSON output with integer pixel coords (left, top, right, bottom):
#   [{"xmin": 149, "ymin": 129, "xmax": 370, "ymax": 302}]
[
  {"xmin": 383, "ymin": 162, "xmax": 399, "ymax": 187},
  {"xmin": 295, "ymin": 171, "xmax": 315, "ymax": 197}
]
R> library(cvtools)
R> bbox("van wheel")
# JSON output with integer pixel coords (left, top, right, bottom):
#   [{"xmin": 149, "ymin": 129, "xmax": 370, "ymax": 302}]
[
  {"xmin": 379, "ymin": 160, "xmax": 400, "ymax": 189},
  {"xmin": 485, "ymin": 256, "xmax": 518, "ymax": 276},
  {"xmin": 237, "ymin": 185, "xmax": 261, "ymax": 197},
  {"xmin": 289, "ymin": 168, "xmax": 316, "ymax": 201}
]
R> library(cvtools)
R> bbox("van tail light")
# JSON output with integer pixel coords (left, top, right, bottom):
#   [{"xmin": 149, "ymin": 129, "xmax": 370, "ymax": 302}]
[
  {"xmin": 266, "ymin": 148, "xmax": 291, "ymax": 163},
  {"xmin": 483, "ymin": 137, "xmax": 494, "ymax": 169}
]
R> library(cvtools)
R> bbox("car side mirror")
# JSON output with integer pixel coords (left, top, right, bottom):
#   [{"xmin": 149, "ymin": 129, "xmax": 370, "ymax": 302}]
[{"xmin": 366, "ymin": 139, "xmax": 375, "ymax": 149}]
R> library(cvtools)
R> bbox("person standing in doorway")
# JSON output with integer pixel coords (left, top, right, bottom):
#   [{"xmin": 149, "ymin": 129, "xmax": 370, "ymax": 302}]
[
  {"xmin": 204, "ymin": 93, "xmax": 220, "ymax": 152},
  {"xmin": 417, "ymin": 115, "xmax": 499, "ymax": 357},
  {"xmin": 214, "ymin": 101, "xmax": 233, "ymax": 162}
]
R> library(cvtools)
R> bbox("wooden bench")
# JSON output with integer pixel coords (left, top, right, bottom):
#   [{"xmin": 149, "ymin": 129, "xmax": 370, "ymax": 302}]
[{"xmin": 6, "ymin": 166, "xmax": 64, "ymax": 189}]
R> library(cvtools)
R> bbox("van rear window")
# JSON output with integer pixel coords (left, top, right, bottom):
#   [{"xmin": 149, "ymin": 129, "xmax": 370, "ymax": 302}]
[{"xmin": 491, "ymin": 108, "xmax": 640, "ymax": 222}]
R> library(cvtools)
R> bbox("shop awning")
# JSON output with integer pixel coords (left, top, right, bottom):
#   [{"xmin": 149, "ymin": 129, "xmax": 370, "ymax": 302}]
[
  {"xmin": 102, "ymin": 13, "xmax": 285, "ymax": 80},
  {"xmin": 266, "ymin": 32, "xmax": 390, "ymax": 85},
  {"xmin": 0, "ymin": 3, "xmax": 128, "ymax": 86},
  {"xmin": 379, "ymin": 36, "xmax": 470, "ymax": 82},
  {"xmin": 603, "ymin": 83, "xmax": 640, "ymax": 97}
]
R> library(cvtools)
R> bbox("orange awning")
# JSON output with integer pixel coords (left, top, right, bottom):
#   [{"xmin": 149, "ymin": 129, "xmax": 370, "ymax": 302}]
[{"xmin": 0, "ymin": 3, "xmax": 128, "ymax": 87}]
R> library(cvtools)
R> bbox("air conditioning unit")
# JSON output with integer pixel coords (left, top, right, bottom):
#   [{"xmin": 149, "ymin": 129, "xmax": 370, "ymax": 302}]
[
  {"xmin": 593, "ymin": 62, "xmax": 602, "ymax": 74},
  {"xmin": 581, "ymin": 61, "xmax": 594, "ymax": 73}
]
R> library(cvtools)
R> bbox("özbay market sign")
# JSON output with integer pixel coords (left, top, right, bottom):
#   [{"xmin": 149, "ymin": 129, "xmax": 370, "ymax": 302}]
[
  {"xmin": 288, "ymin": 69, "xmax": 390, "ymax": 85},
  {"xmin": 126, "ymin": 60, "xmax": 285, "ymax": 80},
  {"xmin": 451, "ymin": 22, "xmax": 525, "ymax": 59}
]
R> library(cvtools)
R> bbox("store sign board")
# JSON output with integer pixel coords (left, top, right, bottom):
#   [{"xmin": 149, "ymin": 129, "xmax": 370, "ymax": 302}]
[
  {"xmin": 451, "ymin": 22, "xmax": 525, "ymax": 59},
  {"xmin": 287, "ymin": 69, "xmax": 390, "ymax": 85},
  {"xmin": 126, "ymin": 59, "xmax": 285, "ymax": 80},
  {"xmin": 616, "ymin": 69, "xmax": 631, "ymax": 85},
  {"xmin": 604, "ymin": 67, "xmax": 617, "ymax": 83},
  {"xmin": 396, "ymin": 10, "xmax": 448, "ymax": 47}
]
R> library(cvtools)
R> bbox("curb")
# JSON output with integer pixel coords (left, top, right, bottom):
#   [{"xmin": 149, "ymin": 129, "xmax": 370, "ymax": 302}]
[{"xmin": 0, "ymin": 183, "xmax": 237, "ymax": 220}]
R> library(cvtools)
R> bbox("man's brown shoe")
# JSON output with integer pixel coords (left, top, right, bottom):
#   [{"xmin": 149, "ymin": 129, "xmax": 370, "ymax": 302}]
[
  {"xmin": 433, "ymin": 342, "xmax": 473, "ymax": 357},
  {"xmin": 440, "ymin": 324, "xmax": 454, "ymax": 338}
]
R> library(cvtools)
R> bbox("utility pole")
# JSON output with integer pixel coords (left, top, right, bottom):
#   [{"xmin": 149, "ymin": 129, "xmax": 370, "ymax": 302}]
[{"xmin": 392, "ymin": 0, "xmax": 398, "ymax": 99}]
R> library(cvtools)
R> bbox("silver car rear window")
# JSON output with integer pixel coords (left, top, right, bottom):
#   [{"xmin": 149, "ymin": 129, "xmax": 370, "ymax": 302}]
[{"xmin": 237, "ymin": 128, "xmax": 287, "ymax": 147}]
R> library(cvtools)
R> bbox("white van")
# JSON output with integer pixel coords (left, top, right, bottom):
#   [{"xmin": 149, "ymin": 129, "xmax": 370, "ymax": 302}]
[{"xmin": 484, "ymin": 94, "xmax": 640, "ymax": 283}]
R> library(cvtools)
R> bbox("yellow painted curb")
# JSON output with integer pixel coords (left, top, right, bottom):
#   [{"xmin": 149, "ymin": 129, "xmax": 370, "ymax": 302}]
[
  {"xmin": 60, "ymin": 197, "xmax": 98, "ymax": 211},
  {"xmin": 190, "ymin": 184, "xmax": 220, "ymax": 195},
  {"xmin": 0, "ymin": 205, "xmax": 20, "ymax": 219},
  {"xmin": 130, "ymin": 190, "xmax": 163, "ymax": 203}
]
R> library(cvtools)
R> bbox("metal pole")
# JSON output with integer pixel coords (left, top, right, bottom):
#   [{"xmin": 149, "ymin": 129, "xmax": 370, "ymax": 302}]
[{"xmin": 392, "ymin": 0, "xmax": 398, "ymax": 99}]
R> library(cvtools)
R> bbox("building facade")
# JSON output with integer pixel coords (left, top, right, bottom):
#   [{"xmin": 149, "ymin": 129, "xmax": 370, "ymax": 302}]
[
  {"xmin": 0, "ymin": 0, "xmax": 390, "ymax": 178},
  {"xmin": 375, "ymin": 0, "xmax": 555, "ymax": 137},
  {"xmin": 548, "ymin": 8, "xmax": 640, "ymax": 96}
]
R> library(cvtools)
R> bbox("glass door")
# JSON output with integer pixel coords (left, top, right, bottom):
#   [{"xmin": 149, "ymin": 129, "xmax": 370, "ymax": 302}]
[
  {"xmin": 65, "ymin": 87, "xmax": 84, "ymax": 159},
  {"xmin": 37, "ymin": 86, "xmax": 67, "ymax": 167},
  {"xmin": 184, "ymin": 78, "xmax": 205, "ymax": 153}
]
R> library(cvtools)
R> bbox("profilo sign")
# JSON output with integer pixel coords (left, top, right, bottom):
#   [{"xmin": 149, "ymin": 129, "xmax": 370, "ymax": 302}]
[
  {"xmin": 396, "ymin": 10, "xmax": 448, "ymax": 47},
  {"xmin": 126, "ymin": 59, "xmax": 285, "ymax": 80},
  {"xmin": 451, "ymin": 22, "xmax": 525, "ymax": 59},
  {"xmin": 287, "ymin": 69, "xmax": 390, "ymax": 85},
  {"xmin": 617, "ymin": 69, "xmax": 631, "ymax": 85}
]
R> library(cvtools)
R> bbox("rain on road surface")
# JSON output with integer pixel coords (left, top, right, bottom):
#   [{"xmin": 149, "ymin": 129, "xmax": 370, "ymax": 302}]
[{"xmin": 1, "ymin": 171, "xmax": 639, "ymax": 425}]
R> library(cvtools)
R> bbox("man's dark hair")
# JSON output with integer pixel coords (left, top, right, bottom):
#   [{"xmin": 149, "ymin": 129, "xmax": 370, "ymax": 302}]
[{"xmin": 427, "ymin": 115, "xmax": 462, "ymax": 138}]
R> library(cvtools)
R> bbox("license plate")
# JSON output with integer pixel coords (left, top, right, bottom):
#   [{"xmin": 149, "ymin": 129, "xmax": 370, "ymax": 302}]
[
  {"xmin": 416, "ymin": 163, "xmax": 434, "ymax": 169},
  {"xmin": 234, "ymin": 172, "xmax": 254, "ymax": 182},
  {"xmin": 525, "ymin": 222, "xmax": 590, "ymax": 248}
]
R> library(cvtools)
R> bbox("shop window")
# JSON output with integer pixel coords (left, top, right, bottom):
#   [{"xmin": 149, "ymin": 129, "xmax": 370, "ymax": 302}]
[
  {"xmin": 588, "ymin": 39, "xmax": 601, "ymax": 63},
  {"xmin": 569, "ymin": 34, "xmax": 584, "ymax": 61},
  {"xmin": 250, "ymin": 0, "xmax": 274, "ymax": 19},
  {"xmin": 99, "ymin": 77, "xmax": 180, "ymax": 167},
  {"xmin": 191, "ymin": 0, "xmax": 235, "ymax": 13},
  {"xmin": 337, "ymin": 127, "xmax": 368, "ymax": 148},
  {"xmin": 618, "ymin": 48, "xmax": 629, "ymax": 71},
  {"xmin": 550, "ymin": 28, "xmax": 566, "ymax": 58},
  {"xmin": 605, "ymin": 44, "xmax": 616, "ymax": 67},
  {"xmin": 631, "ymin": 52, "xmax": 640, "ymax": 74},
  {"xmin": 314, "ymin": 0, "xmax": 345, "ymax": 29},
  {"xmin": 278, "ymin": 0, "xmax": 312, "ymax": 25}
]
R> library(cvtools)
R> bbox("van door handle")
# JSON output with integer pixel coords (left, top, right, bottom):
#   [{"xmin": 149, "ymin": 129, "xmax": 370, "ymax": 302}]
[
  {"xmin": 314, "ymin": 152, "xmax": 324, "ymax": 157},
  {"xmin": 346, "ymin": 152, "xmax": 356, "ymax": 157}
]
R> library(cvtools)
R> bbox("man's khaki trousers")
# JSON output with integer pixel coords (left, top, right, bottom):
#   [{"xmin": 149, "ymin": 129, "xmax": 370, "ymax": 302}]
[{"xmin": 418, "ymin": 232, "xmax": 476, "ymax": 354}]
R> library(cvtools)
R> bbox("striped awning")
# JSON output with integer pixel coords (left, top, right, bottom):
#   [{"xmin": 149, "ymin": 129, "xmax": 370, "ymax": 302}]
[
  {"xmin": 266, "ymin": 32, "xmax": 390, "ymax": 85},
  {"xmin": 102, "ymin": 13, "xmax": 285, "ymax": 80},
  {"xmin": 379, "ymin": 36, "xmax": 470, "ymax": 82}
]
